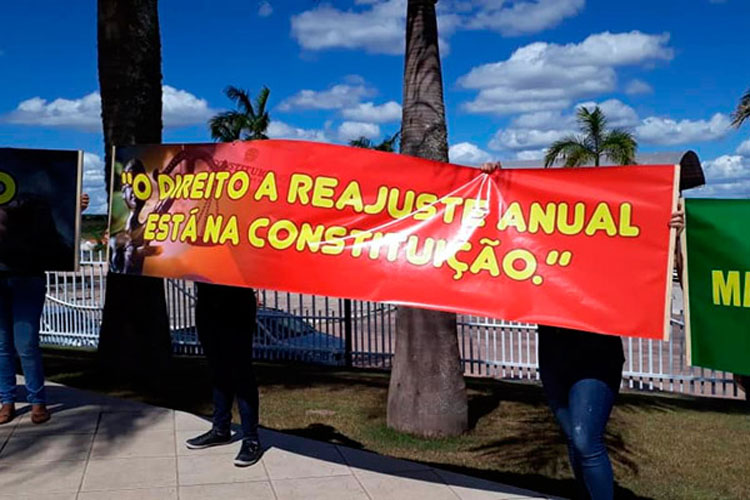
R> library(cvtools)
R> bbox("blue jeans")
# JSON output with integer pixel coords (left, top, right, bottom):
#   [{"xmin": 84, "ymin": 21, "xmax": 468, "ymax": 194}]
[
  {"xmin": 544, "ymin": 377, "xmax": 617, "ymax": 500},
  {"xmin": 538, "ymin": 326, "xmax": 623, "ymax": 500},
  {"xmin": 0, "ymin": 275, "xmax": 47, "ymax": 405}
]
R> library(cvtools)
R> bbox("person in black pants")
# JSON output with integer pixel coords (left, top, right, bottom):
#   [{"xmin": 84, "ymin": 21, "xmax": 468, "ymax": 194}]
[{"xmin": 185, "ymin": 282, "xmax": 262, "ymax": 467}]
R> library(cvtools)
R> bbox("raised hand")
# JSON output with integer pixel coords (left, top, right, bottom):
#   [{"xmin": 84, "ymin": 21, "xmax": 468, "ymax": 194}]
[{"xmin": 480, "ymin": 161, "xmax": 502, "ymax": 174}]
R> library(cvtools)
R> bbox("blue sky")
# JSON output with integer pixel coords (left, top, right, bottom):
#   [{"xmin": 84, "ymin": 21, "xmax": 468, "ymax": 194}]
[{"xmin": 1, "ymin": 0, "xmax": 749, "ymax": 213}]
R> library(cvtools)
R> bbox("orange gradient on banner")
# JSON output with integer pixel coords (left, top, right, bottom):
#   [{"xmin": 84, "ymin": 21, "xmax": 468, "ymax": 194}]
[{"xmin": 108, "ymin": 140, "xmax": 679, "ymax": 340}]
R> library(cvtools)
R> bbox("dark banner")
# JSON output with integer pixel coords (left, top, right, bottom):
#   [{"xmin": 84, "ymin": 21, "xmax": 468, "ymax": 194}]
[{"xmin": 0, "ymin": 148, "xmax": 82, "ymax": 273}]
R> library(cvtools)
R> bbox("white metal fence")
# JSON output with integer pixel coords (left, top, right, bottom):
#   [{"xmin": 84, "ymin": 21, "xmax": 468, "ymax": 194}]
[{"xmin": 40, "ymin": 251, "xmax": 743, "ymax": 399}]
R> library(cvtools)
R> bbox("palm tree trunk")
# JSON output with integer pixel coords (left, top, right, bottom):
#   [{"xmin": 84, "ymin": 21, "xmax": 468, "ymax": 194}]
[
  {"xmin": 97, "ymin": 0, "xmax": 171, "ymax": 380},
  {"xmin": 387, "ymin": 0, "xmax": 468, "ymax": 437}
]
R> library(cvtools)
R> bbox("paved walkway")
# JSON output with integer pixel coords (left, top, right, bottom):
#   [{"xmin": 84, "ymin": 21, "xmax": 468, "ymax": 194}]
[{"xmin": 0, "ymin": 381, "xmax": 560, "ymax": 500}]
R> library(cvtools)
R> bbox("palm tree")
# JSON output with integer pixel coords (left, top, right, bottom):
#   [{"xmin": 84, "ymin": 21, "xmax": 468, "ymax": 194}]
[
  {"xmin": 732, "ymin": 88, "xmax": 750, "ymax": 128},
  {"xmin": 348, "ymin": 131, "xmax": 400, "ymax": 152},
  {"xmin": 386, "ymin": 0, "xmax": 468, "ymax": 437},
  {"xmin": 544, "ymin": 106, "xmax": 637, "ymax": 167},
  {"xmin": 209, "ymin": 86, "xmax": 270, "ymax": 141},
  {"xmin": 97, "ymin": 0, "xmax": 172, "ymax": 379}
]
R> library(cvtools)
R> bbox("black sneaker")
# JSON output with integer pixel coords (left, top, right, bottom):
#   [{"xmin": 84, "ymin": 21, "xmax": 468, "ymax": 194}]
[
  {"xmin": 185, "ymin": 429, "xmax": 232, "ymax": 450},
  {"xmin": 233, "ymin": 439, "xmax": 263, "ymax": 467}
]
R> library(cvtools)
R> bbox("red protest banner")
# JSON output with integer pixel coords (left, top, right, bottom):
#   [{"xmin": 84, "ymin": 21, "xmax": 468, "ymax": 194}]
[{"xmin": 108, "ymin": 140, "xmax": 679, "ymax": 340}]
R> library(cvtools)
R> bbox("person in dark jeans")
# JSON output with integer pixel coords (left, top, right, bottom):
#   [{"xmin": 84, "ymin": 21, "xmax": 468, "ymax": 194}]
[
  {"xmin": 537, "ymin": 326, "xmax": 624, "ymax": 500},
  {"xmin": 186, "ymin": 282, "xmax": 262, "ymax": 467}
]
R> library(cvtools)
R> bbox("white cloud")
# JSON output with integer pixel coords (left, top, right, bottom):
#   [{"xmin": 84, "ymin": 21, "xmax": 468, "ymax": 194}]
[
  {"xmin": 489, "ymin": 99, "xmax": 637, "ymax": 154},
  {"xmin": 509, "ymin": 110, "xmax": 573, "ymax": 130},
  {"xmin": 7, "ymin": 93, "xmax": 101, "ymax": 130},
  {"xmin": 458, "ymin": 31, "xmax": 673, "ymax": 115},
  {"xmin": 461, "ymin": 0, "xmax": 584, "ymax": 36},
  {"xmin": 278, "ymin": 82, "xmax": 376, "ymax": 111},
  {"xmin": 635, "ymin": 113, "xmax": 731, "ymax": 145},
  {"xmin": 291, "ymin": 0, "xmax": 586, "ymax": 55},
  {"xmin": 702, "ymin": 155, "xmax": 749, "ymax": 180},
  {"xmin": 280, "ymin": 78, "xmax": 401, "ymax": 126},
  {"xmin": 161, "ymin": 86, "xmax": 215, "ymax": 126},
  {"xmin": 82, "ymin": 152, "xmax": 109, "ymax": 215},
  {"xmin": 337, "ymin": 121, "xmax": 381, "ymax": 141},
  {"xmin": 341, "ymin": 101, "xmax": 401, "ymax": 123},
  {"xmin": 515, "ymin": 149, "xmax": 547, "ymax": 161},
  {"xmin": 495, "ymin": 104, "xmax": 730, "ymax": 155},
  {"xmin": 267, "ymin": 120, "xmax": 330, "ymax": 142},
  {"xmin": 258, "ymin": 1, "xmax": 272, "ymax": 17},
  {"xmin": 490, "ymin": 128, "xmax": 569, "ymax": 151},
  {"xmin": 449, "ymin": 142, "xmax": 492, "ymax": 166},
  {"xmin": 625, "ymin": 78, "xmax": 653, "ymax": 95},
  {"xmin": 291, "ymin": 0, "xmax": 411, "ymax": 56},
  {"xmin": 5, "ymin": 86, "xmax": 214, "ymax": 130},
  {"xmin": 689, "ymin": 154, "xmax": 750, "ymax": 198},
  {"xmin": 736, "ymin": 139, "xmax": 750, "ymax": 156}
]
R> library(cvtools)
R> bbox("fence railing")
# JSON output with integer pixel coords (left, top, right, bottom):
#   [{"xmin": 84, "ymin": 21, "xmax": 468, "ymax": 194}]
[{"xmin": 40, "ymin": 251, "xmax": 743, "ymax": 399}]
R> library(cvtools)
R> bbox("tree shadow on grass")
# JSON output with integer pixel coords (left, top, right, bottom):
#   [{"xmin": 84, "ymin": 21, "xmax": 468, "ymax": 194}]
[{"xmin": 270, "ymin": 420, "xmax": 649, "ymax": 500}]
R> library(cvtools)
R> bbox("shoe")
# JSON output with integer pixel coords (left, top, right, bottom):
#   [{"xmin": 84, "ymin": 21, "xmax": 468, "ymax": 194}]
[
  {"xmin": 234, "ymin": 439, "xmax": 263, "ymax": 467},
  {"xmin": 185, "ymin": 429, "xmax": 232, "ymax": 450},
  {"xmin": 30, "ymin": 404, "xmax": 50, "ymax": 424},
  {"xmin": 0, "ymin": 403, "xmax": 15, "ymax": 425}
]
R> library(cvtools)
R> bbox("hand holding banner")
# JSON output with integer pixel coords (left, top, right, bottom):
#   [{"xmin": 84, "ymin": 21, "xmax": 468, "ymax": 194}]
[{"xmin": 107, "ymin": 140, "xmax": 678, "ymax": 339}]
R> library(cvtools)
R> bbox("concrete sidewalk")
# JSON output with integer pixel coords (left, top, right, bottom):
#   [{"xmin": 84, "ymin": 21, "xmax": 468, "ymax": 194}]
[{"xmin": 0, "ymin": 381, "xmax": 560, "ymax": 500}]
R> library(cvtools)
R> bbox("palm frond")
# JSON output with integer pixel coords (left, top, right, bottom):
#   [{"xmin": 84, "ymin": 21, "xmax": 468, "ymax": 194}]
[
  {"xmin": 732, "ymin": 88, "xmax": 750, "ymax": 128},
  {"xmin": 375, "ymin": 131, "xmax": 400, "ymax": 152},
  {"xmin": 576, "ymin": 106, "xmax": 607, "ymax": 147},
  {"xmin": 349, "ymin": 137, "xmax": 373, "ymax": 149},
  {"xmin": 224, "ymin": 86, "xmax": 255, "ymax": 118},
  {"xmin": 255, "ymin": 86, "xmax": 270, "ymax": 116},
  {"xmin": 544, "ymin": 136, "xmax": 592, "ymax": 167},
  {"xmin": 601, "ymin": 129, "xmax": 638, "ymax": 165},
  {"xmin": 563, "ymin": 146, "xmax": 594, "ymax": 167},
  {"xmin": 210, "ymin": 85, "xmax": 272, "ymax": 142},
  {"xmin": 209, "ymin": 111, "xmax": 246, "ymax": 142}
]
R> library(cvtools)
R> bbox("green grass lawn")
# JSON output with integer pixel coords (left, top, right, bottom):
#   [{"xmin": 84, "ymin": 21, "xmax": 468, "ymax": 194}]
[{"xmin": 41, "ymin": 347, "xmax": 750, "ymax": 500}]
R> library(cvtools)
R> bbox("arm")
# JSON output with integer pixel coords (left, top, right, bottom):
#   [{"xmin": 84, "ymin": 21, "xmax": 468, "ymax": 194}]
[{"xmin": 669, "ymin": 199, "xmax": 685, "ymax": 287}]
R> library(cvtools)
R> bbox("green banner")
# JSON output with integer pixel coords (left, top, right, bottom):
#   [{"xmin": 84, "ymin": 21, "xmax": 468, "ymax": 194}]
[{"xmin": 684, "ymin": 198, "xmax": 750, "ymax": 375}]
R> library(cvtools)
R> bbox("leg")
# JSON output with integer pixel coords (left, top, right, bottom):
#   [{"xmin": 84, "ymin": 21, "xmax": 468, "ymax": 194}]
[
  {"xmin": 540, "ymin": 363, "xmax": 584, "ymax": 493},
  {"xmin": 567, "ymin": 378, "xmax": 618, "ymax": 500},
  {"xmin": 0, "ymin": 279, "xmax": 17, "ymax": 404},
  {"xmin": 195, "ymin": 283, "xmax": 234, "ymax": 436},
  {"xmin": 539, "ymin": 328, "xmax": 585, "ymax": 491},
  {"xmin": 228, "ymin": 289, "xmax": 259, "ymax": 441},
  {"xmin": 9, "ymin": 276, "xmax": 47, "ymax": 405}
]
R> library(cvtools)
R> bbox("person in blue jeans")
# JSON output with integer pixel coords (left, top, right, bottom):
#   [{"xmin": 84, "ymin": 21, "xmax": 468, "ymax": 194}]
[
  {"xmin": 480, "ymin": 161, "xmax": 684, "ymax": 499},
  {"xmin": 186, "ymin": 282, "xmax": 263, "ymax": 467},
  {"xmin": 536, "ymin": 326, "xmax": 623, "ymax": 500},
  {"xmin": 0, "ymin": 275, "xmax": 49, "ymax": 424},
  {"xmin": 0, "ymin": 193, "xmax": 89, "ymax": 425}
]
